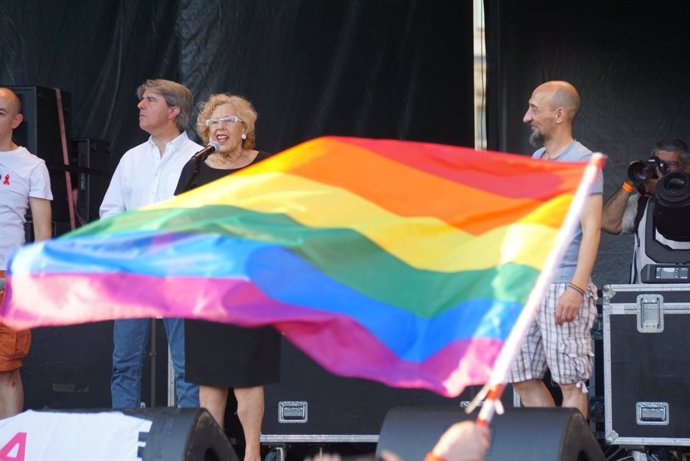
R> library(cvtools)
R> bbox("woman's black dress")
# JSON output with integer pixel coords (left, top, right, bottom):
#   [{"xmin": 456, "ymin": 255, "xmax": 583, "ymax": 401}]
[{"xmin": 175, "ymin": 151, "xmax": 281, "ymax": 387}]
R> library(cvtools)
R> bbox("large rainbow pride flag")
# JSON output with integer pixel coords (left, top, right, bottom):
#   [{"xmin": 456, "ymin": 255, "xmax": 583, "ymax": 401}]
[{"xmin": 1, "ymin": 136, "xmax": 596, "ymax": 396}]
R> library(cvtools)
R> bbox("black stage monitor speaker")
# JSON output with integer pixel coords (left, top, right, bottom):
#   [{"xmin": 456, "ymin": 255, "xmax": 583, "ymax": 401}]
[
  {"xmin": 376, "ymin": 406, "xmax": 604, "ymax": 461},
  {"xmin": 125, "ymin": 407, "xmax": 238, "ymax": 461},
  {"xmin": 6, "ymin": 85, "xmax": 72, "ymax": 232},
  {"xmin": 11, "ymin": 408, "xmax": 238, "ymax": 461}
]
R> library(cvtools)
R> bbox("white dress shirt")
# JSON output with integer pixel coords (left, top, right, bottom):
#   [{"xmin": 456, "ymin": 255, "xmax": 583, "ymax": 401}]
[{"xmin": 100, "ymin": 132, "xmax": 202, "ymax": 218}]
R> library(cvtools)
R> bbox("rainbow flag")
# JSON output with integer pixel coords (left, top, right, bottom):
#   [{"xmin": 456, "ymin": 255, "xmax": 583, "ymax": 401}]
[{"xmin": 1, "ymin": 136, "xmax": 592, "ymax": 396}]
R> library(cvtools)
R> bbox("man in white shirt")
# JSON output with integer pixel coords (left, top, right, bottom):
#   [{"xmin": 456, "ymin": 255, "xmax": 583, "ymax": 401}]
[
  {"xmin": 100, "ymin": 79, "xmax": 201, "ymax": 409},
  {"xmin": 0, "ymin": 87, "xmax": 53, "ymax": 418}
]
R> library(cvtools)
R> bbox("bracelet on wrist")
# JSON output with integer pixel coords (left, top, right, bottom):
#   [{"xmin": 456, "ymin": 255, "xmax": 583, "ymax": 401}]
[
  {"xmin": 621, "ymin": 182, "xmax": 635, "ymax": 193},
  {"xmin": 424, "ymin": 453, "xmax": 446, "ymax": 461},
  {"xmin": 567, "ymin": 281, "xmax": 585, "ymax": 296}
]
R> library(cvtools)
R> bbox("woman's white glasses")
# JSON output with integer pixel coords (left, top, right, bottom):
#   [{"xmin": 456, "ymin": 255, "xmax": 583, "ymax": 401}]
[{"xmin": 205, "ymin": 115, "xmax": 243, "ymax": 127}]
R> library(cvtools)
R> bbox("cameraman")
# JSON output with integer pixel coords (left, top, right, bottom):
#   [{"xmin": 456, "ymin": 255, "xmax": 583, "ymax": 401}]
[{"xmin": 601, "ymin": 139, "xmax": 688, "ymax": 282}]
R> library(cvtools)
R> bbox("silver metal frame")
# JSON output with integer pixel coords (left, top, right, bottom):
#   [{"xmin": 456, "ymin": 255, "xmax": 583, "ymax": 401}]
[{"xmin": 603, "ymin": 284, "xmax": 690, "ymax": 447}]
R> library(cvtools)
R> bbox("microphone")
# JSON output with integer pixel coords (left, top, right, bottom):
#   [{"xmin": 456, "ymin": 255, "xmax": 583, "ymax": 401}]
[{"xmin": 192, "ymin": 141, "xmax": 220, "ymax": 159}]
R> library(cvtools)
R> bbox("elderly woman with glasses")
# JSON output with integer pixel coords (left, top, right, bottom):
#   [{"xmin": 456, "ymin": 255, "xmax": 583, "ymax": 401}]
[{"xmin": 175, "ymin": 93, "xmax": 281, "ymax": 461}]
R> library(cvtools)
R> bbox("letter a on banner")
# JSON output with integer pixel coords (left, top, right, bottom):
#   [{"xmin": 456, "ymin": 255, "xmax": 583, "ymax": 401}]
[{"xmin": 0, "ymin": 432, "xmax": 26, "ymax": 461}]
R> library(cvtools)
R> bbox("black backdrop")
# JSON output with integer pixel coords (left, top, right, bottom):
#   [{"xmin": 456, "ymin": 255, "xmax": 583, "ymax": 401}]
[
  {"xmin": 485, "ymin": 0, "xmax": 690, "ymax": 285},
  {"xmin": 2, "ymin": 0, "xmax": 689, "ymax": 300},
  {"xmin": 0, "ymin": 0, "xmax": 475, "ymax": 412},
  {"xmin": 3, "ymin": 1, "xmax": 690, "ymax": 323},
  {"xmin": 6, "ymin": 1, "xmax": 689, "ymax": 288},
  {"xmin": 0, "ymin": 0, "xmax": 474, "ymax": 168}
]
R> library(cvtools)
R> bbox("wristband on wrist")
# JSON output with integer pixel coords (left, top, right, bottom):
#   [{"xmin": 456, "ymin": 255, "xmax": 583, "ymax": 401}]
[
  {"xmin": 424, "ymin": 453, "xmax": 446, "ymax": 461},
  {"xmin": 621, "ymin": 182, "xmax": 634, "ymax": 193},
  {"xmin": 567, "ymin": 281, "xmax": 585, "ymax": 296}
]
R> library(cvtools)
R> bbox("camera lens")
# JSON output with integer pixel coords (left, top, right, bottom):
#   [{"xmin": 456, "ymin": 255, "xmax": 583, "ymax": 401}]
[
  {"xmin": 627, "ymin": 161, "xmax": 652, "ymax": 184},
  {"xmin": 657, "ymin": 172, "xmax": 690, "ymax": 200},
  {"xmin": 666, "ymin": 176, "xmax": 687, "ymax": 193}
]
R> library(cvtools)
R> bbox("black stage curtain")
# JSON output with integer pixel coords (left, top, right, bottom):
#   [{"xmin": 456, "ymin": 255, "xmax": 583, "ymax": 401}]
[
  {"xmin": 1, "ymin": 0, "xmax": 474, "ymax": 413},
  {"xmin": 485, "ymin": 0, "xmax": 690, "ymax": 284},
  {"xmin": 0, "ymin": 1, "xmax": 180, "ymax": 171},
  {"xmin": 0, "ymin": 0, "xmax": 474, "ymax": 168}
]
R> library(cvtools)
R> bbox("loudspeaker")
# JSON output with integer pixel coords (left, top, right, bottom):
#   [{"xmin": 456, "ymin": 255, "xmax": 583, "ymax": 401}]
[
  {"xmin": 123, "ymin": 407, "xmax": 238, "ymax": 461},
  {"xmin": 1, "ymin": 408, "xmax": 237, "ymax": 461},
  {"xmin": 73, "ymin": 138, "xmax": 112, "ymax": 223},
  {"xmin": 23, "ymin": 322, "xmax": 113, "ymax": 410},
  {"xmin": 6, "ymin": 85, "xmax": 72, "ymax": 231},
  {"xmin": 23, "ymin": 320, "xmax": 172, "ymax": 411},
  {"xmin": 376, "ymin": 406, "xmax": 604, "ymax": 461}
]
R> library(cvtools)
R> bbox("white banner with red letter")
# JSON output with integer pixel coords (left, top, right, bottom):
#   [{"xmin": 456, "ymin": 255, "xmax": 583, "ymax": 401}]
[{"xmin": 0, "ymin": 410, "xmax": 152, "ymax": 461}]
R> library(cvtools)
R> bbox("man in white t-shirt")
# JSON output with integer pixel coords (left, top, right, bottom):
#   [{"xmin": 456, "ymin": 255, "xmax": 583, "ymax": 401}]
[
  {"xmin": 100, "ymin": 79, "xmax": 201, "ymax": 409},
  {"xmin": 0, "ymin": 87, "xmax": 53, "ymax": 418}
]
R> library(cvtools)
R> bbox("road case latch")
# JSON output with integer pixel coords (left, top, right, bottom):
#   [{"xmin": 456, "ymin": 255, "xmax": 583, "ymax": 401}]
[
  {"xmin": 278, "ymin": 401, "xmax": 308, "ymax": 423},
  {"xmin": 636, "ymin": 402, "xmax": 669, "ymax": 425},
  {"xmin": 636, "ymin": 294, "xmax": 664, "ymax": 333}
]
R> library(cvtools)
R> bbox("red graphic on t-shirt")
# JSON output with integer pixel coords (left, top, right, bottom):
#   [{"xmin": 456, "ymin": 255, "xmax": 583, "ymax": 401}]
[{"xmin": 2, "ymin": 174, "xmax": 8, "ymax": 186}]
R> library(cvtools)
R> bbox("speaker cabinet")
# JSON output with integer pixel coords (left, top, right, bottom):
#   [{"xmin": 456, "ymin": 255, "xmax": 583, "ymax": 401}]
[
  {"xmin": 1, "ymin": 408, "xmax": 237, "ymax": 461},
  {"xmin": 125, "ymin": 407, "xmax": 238, "ymax": 461},
  {"xmin": 376, "ymin": 406, "xmax": 604, "ymax": 461},
  {"xmin": 73, "ymin": 138, "xmax": 112, "ymax": 223},
  {"xmin": 7, "ymin": 85, "xmax": 72, "ymax": 232},
  {"xmin": 23, "ymin": 320, "xmax": 171, "ymax": 411},
  {"xmin": 23, "ymin": 322, "xmax": 113, "ymax": 410}
]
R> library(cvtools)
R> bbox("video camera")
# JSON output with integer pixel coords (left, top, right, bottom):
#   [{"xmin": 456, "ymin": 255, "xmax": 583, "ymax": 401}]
[{"xmin": 627, "ymin": 156, "xmax": 670, "ymax": 185}]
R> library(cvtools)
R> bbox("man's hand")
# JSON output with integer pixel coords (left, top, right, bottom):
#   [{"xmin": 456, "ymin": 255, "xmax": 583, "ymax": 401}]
[
  {"xmin": 643, "ymin": 176, "xmax": 659, "ymax": 196},
  {"xmin": 555, "ymin": 288, "xmax": 582, "ymax": 325},
  {"xmin": 431, "ymin": 421, "xmax": 491, "ymax": 461}
]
